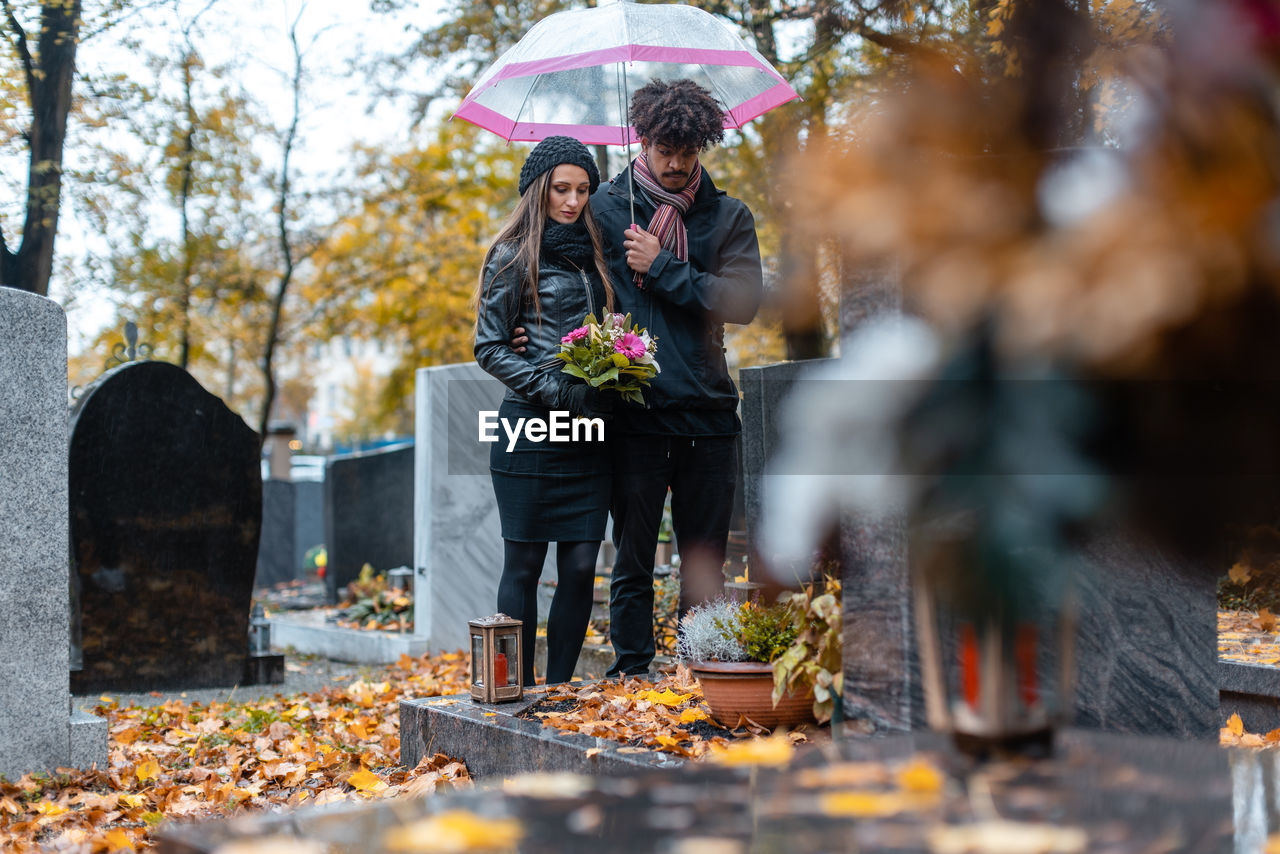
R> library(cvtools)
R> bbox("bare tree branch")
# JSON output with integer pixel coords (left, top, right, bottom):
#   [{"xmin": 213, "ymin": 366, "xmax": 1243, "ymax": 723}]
[{"xmin": 2, "ymin": 0, "xmax": 35, "ymax": 98}]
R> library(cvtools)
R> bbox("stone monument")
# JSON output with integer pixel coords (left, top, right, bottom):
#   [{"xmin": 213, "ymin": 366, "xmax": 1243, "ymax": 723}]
[
  {"xmin": 0, "ymin": 286, "xmax": 106, "ymax": 778},
  {"xmin": 69, "ymin": 360, "xmax": 262, "ymax": 693}
]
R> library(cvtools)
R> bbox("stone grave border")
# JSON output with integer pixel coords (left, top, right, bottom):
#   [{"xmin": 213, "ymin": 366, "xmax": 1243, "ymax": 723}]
[{"xmin": 399, "ymin": 687, "xmax": 686, "ymax": 778}]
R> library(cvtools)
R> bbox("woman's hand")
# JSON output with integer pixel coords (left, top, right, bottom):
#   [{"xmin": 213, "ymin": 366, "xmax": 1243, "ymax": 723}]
[{"xmin": 509, "ymin": 326, "xmax": 529, "ymax": 354}]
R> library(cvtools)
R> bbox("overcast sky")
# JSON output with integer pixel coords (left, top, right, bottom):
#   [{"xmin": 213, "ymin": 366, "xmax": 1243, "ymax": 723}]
[{"xmin": 49, "ymin": 0, "xmax": 448, "ymax": 353}]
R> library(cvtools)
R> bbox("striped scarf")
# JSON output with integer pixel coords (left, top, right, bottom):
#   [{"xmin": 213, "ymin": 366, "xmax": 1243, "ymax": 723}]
[{"xmin": 631, "ymin": 153, "xmax": 701, "ymax": 286}]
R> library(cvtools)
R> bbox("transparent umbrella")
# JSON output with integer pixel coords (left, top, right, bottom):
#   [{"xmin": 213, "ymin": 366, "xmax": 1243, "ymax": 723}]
[
  {"xmin": 454, "ymin": 0, "xmax": 799, "ymax": 216},
  {"xmin": 455, "ymin": 1, "xmax": 797, "ymax": 144}
]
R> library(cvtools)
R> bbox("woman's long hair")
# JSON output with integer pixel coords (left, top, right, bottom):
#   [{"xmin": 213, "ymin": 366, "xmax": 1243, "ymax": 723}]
[{"xmin": 475, "ymin": 170, "xmax": 615, "ymax": 327}]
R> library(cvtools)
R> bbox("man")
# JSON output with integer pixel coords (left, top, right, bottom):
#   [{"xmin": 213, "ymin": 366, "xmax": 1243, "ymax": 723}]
[{"xmin": 515, "ymin": 79, "xmax": 764, "ymax": 677}]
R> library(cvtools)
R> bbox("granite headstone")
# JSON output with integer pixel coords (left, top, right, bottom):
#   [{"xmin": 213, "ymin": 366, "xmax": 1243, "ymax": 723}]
[
  {"xmin": 69, "ymin": 360, "xmax": 262, "ymax": 693},
  {"xmin": 0, "ymin": 287, "xmax": 106, "ymax": 776},
  {"xmin": 741, "ymin": 357, "xmax": 925, "ymax": 732},
  {"xmin": 324, "ymin": 443, "xmax": 414, "ymax": 602},
  {"xmin": 255, "ymin": 479, "xmax": 295, "ymax": 589},
  {"xmin": 294, "ymin": 479, "xmax": 324, "ymax": 570},
  {"xmin": 746, "ymin": 334, "xmax": 1218, "ymax": 738},
  {"xmin": 413, "ymin": 363, "xmax": 555, "ymax": 652}
]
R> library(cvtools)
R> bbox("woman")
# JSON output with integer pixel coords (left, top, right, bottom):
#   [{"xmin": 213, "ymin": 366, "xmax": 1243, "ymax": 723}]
[{"xmin": 474, "ymin": 136, "xmax": 615, "ymax": 686}]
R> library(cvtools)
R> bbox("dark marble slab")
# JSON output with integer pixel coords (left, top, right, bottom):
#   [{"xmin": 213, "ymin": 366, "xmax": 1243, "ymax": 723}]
[
  {"xmin": 841, "ymin": 512, "xmax": 927, "ymax": 734},
  {"xmin": 69, "ymin": 361, "xmax": 261, "ymax": 693},
  {"xmin": 1219, "ymin": 661, "xmax": 1280, "ymax": 733},
  {"xmin": 739, "ymin": 360, "xmax": 835, "ymax": 543},
  {"xmin": 293, "ymin": 479, "xmax": 324, "ymax": 570},
  {"xmin": 399, "ymin": 690, "xmax": 685, "ymax": 777},
  {"xmin": 157, "ymin": 728, "xmax": 1234, "ymax": 854},
  {"xmin": 254, "ymin": 479, "xmax": 295, "ymax": 589},
  {"xmin": 323, "ymin": 444, "xmax": 414, "ymax": 602},
  {"xmin": 1070, "ymin": 529, "xmax": 1218, "ymax": 739}
]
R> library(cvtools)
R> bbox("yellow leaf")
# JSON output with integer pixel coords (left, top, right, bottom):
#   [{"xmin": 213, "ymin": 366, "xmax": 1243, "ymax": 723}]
[
  {"xmin": 819, "ymin": 791, "xmax": 919, "ymax": 818},
  {"xmin": 119, "ymin": 793, "xmax": 148, "ymax": 808},
  {"xmin": 34, "ymin": 800, "xmax": 69, "ymax": 817},
  {"xmin": 1227, "ymin": 712, "xmax": 1245, "ymax": 737},
  {"xmin": 709, "ymin": 735, "xmax": 793, "ymax": 767},
  {"xmin": 895, "ymin": 757, "xmax": 944, "ymax": 793},
  {"xmin": 348, "ymin": 768, "xmax": 389, "ymax": 793},
  {"xmin": 1265, "ymin": 832, "xmax": 1280, "ymax": 854},
  {"xmin": 135, "ymin": 760, "xmax": 161, "ymax": 783},
  {"xmin": 679, "ymin": 707, "xmax": 709, "ymax": 724},
  {"xmin": 383, "ymin": 810, "xmax": 523, "ymax": 852},
  {"xmin": 637, "ymin": 689, "xmax": 691, "ymax": 707},
  {"xmin": 655, "ymin": 734, "xmax": 681, "ymax": 748}
]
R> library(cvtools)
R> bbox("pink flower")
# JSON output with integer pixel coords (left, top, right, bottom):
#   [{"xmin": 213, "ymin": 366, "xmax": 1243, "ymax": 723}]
[
  {"xmin": 611, "ymin": 313, "xmax": 626, "ymax": 329},
  {"xmin": 614, "ymin": 331, "xmax": 646, "ymax": 360},
  {"xmin": 561, "ymin": 326, "xmax": 589, "ymax": 344}
]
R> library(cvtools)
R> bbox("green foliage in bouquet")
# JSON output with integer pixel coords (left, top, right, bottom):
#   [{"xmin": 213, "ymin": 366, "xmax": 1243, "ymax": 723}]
[{"xmin": 557, "ymin": 312, "xmax": 659, "ymax": 405}]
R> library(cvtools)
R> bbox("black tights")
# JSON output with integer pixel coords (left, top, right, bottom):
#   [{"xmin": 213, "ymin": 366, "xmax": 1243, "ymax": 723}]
[{"xmin": 497, "ymin": 539, "xmax": 599, "ymax": 686}]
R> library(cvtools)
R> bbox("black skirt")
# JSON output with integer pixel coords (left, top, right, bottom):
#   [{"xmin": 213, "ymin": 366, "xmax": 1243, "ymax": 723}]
[{"xmin": 489, "ymin": 398, "xmax": 611, "ymax": 542}]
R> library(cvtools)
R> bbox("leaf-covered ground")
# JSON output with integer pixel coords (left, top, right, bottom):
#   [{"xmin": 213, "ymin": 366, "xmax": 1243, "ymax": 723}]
[
  {"xmin": 1219, "ymin": 608, "xmax": 1280, "ymax": 664},
  {"xmin": 0, "ymin": 653, "xmax": 475, "ymax": 853}
]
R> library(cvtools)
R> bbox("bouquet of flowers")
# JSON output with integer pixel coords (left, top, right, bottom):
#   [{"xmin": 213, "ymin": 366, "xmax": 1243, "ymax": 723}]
[{"xmin": 557, "ymin": 312, "xmax": 660, "ymax": 405}]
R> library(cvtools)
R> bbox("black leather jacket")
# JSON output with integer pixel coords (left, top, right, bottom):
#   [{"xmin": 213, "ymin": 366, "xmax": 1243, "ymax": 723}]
[{"xmin": 474, "ymin": 242, "xmax": 609, "ymax": 410}]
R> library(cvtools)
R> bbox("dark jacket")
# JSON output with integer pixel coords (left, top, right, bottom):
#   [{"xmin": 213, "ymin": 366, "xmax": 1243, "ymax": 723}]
[
  {"xmin": 474, "ymin": 242, "xmax": 609, "ymax": 410},
  {"xmin": 591, "ymin": 165, "xmax": 763, "ymax": 435}
]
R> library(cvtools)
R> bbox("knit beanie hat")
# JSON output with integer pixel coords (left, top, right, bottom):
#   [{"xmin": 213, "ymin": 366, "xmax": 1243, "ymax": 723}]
[{"xmin": 518, "ymin": 136, "xmax": 600, "ymax": 196}]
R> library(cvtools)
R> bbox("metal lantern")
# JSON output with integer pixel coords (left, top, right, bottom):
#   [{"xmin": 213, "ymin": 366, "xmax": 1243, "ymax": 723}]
[
  {"xmin": 469, "ymin": 613, "xmax": 523, "ymax": 703},
  {"xmin": 388, "ymin": 566, "xmax": 414, "ymax": 595},
  {"xmin": 249, "ymin": 603, "xmax": 272, "ymax": 655},
  {"xmin": 913, "ymin": 565, "xmax": 1076, "ymax": 755}
]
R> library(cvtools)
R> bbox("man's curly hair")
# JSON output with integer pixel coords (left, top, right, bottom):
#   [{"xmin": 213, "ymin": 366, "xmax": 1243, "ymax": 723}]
[{"xmin": 629, "ymin": 79, "xmax": 726, "ymax": 151}]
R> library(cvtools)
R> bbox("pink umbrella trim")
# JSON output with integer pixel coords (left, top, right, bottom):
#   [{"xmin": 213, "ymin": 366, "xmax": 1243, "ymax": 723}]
[{"xmin": 462, "ymin": 44, "xmax": 788, "ymax": 105}]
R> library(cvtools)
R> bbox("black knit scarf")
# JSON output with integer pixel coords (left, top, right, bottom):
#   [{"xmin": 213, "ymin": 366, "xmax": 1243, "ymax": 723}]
[{"xmin": 541, "ymin": 219, "xmax": 594, "ymax": 268}]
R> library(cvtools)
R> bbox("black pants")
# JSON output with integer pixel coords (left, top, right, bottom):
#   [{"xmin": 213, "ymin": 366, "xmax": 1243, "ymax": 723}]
[
  {"xmin": 497, "ymin": 539, "xmax": 599, "ymax": 686},
  {"xmin": 607, "ymin": 434, "xmax": 737, "ymax": 676}
]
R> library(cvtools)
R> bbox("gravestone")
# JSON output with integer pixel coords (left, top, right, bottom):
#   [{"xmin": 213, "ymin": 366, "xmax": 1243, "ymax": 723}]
[
  {"xmin": 742, "ymin": 357, "xmax": 925, "ymax": 732},
  {"xmin": 323, "ymin": 443, "xmax": 414, "ymax": 602},
  {"xmin": 294, "ymin": 479, "xmax": 324, "ymax": 570},
  {"xmin": 69, "ymin": 360, "xmax": 262, "ymax": 693},
  {"xmin": 255, "ymin": 479, "xmax": 296, "ymax": 589},
  {"xmin": 0, "ymin": 287, "xmax": 106, "ymax": 777},
  {"xmin": 413, "ymin": 363, "xmax": 557, "ymax": 652},
  {"xmin": 744, "ymin": 295, "xmax": 1219, "ymax": 737}
]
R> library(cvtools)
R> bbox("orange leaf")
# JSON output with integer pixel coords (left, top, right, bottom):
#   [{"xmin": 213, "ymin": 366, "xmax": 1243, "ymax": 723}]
[
  {"xmin": 1227, "ymin": 712, "xmax": 1245, "ymax": 737},
  {"xmin": 1229, "ymin": 562, "xmax": 1253, "ymax": 585}
]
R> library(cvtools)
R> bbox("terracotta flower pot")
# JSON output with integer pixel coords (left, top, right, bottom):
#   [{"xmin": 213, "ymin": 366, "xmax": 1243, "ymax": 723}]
[{"xmin": 690, "ymin": 660, "xmax": 816, "ymax": 729}]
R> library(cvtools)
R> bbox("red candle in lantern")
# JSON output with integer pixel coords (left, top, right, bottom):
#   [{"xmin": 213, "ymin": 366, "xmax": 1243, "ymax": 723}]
[{"xmin": 494, "ymin": 652, "xmax": 508, "ymax": 688}]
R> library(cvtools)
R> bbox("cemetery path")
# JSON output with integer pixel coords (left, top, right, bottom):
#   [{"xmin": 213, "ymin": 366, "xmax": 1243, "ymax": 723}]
[{"xmin": 71, "ymin": 653, "xmax": 372, "ymax": 712}]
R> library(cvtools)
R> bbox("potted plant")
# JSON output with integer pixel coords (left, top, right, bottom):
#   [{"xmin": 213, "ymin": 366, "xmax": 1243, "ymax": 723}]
[
  {"xmin": 677, "ymin": 597, "xmax": 816, "ymax": 728},
  {"xmin": 772, "ymin": 576, "xmax": 843, "ymax": 725}
]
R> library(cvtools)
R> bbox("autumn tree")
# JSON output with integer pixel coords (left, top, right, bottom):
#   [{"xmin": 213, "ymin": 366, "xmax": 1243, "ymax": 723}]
[{"xmin": 301, "ymin": 120, "xmax": 521, "ymax": 432}]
